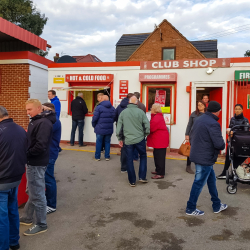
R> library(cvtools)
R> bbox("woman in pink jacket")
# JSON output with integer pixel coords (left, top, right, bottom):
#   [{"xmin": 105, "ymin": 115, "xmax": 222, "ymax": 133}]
[{"xmin": 147, "ymin": 104, "xmax": 169, "ymax": 179}]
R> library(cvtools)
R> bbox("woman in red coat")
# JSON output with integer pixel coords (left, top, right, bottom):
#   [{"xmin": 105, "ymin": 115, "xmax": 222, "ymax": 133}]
[{"xmin": 147, "ymin": 104, "xmax": 169, "ymax": 179}]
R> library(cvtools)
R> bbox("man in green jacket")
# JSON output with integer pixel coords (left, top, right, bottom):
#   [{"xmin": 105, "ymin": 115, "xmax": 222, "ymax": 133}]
[{"xmin": 116, "ymin": 96, "xmax": 150, "ymax": 187}]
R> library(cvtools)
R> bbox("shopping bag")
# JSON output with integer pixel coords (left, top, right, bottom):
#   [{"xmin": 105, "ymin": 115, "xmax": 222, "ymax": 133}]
[{"xmin": 178, "ymin": 140, "xmax": 191, "ymax": 157}]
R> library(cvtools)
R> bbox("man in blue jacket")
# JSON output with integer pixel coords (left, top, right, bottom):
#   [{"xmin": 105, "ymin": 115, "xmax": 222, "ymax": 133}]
[
  {"xmin": 92, "ymin": 95, "xmax": 115, "ymax": 161},
  {"xmin": 186, "ymin": 101, "xmax": 227, "ymax": 216},
  {"xmin": 48, "ymin": 90, "xmax": 61, "ymax": 118},
  {"xmin": 43, "ymin": 103, "xmax": 61, "ymax": 215},
  {"xmin": 0, "ymin": 106, "xmax": 27, "ymax": 250}
]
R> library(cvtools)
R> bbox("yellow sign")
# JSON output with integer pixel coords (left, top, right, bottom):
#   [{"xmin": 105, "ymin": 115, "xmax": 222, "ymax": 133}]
[
  {"xmin": 53, "ymin": 78, "xmax": 65, "ymax": 84},
  {"xmin": 161, "ymin": 107, "xmax": 170, "ymax": 113}
]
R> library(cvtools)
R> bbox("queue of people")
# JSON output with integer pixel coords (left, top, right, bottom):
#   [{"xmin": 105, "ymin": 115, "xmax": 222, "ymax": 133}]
[{"xmin": 2, "ymin": 89, "xmax": 243, "ymax": 249}]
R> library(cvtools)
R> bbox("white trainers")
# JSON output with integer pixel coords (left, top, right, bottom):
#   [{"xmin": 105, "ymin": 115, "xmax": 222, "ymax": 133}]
[
  {"xmin": 214, "ymin": 203, "xmax": 228, "ymax": 214},
  {"xmin": 46, "ymin": 206, "xmax": 56, "ymax": 214}
]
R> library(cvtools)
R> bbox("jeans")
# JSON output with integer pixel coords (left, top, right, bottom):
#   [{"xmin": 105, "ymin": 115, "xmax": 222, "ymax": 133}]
[
  {"xmin": 124, "ymin": 139, "xmax": 147, "ymax": 184},
  {"xmin": 70, "ymin": 119, "xmax": 85, "ymax": 146},
  {"xmin": 133, "ymin": 148, "xmax": 139, "ymax": 160},
  {"xmin": 0, "ymin": 187, "xmax": 19, "ymax": 250},
  {"xmin": 186, "ymin": 164, "xmax": 221, "ymax": 212},
  {"xmin": 23, "ymin": 165, "xmax": 47, "ymax": 227},
  {"xmin": 45, "ymin": 159, "xmax": 57, "ymax": 209},
  {"xmin": 95, "ymin": 134, "xmax": 112, "ymax": 159},
  {"xmin": 120, "ymin": 146, "xmax": 127, "ymax": 171}
]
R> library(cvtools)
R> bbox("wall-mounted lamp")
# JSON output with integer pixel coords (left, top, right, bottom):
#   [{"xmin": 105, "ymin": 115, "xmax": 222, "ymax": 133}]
[{"xmin": 206, "ymin": 67, "xmax": 214, "ymax": 75}]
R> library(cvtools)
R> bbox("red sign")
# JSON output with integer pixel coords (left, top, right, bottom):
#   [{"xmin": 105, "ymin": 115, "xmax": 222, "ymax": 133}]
[
  {"xmin": 140, "ymin": 58, "xmax": 231, "ymax": 70},
  {"xmin": 139, "ymin": 73, "xmax": 177, "ymax": 82},
  {"xmin": 119, "ymin": 80, "xmax": 128, "ymax": 99},
  {"xmin": 155, "ymin": 90, "xmax": 166, "ymax": 107},
  {"xmin": 65, "ymin": 74, "xmax": 113, "ymax": 82}
]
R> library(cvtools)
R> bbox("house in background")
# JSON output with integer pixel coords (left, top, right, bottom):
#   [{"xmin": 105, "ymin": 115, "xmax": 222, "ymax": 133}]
[
  {"xmin": 116, "ymin": 19, "xmax": 218, "ymax": 61},
  {"xmin": 53, "ymin": 53, "xmax": 102, "ymax": 63},
  {"xmin": 0, "ymin": 17, "xmax": 52, "ymax": 129}
]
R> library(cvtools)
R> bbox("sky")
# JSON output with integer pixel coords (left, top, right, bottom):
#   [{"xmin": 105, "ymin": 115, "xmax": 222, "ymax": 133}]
[{"xmin": 33, "ymin": 0, "xmax": 250, "ymax": 62}]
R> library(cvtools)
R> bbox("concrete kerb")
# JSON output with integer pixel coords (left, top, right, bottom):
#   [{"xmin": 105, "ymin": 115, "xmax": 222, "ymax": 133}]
[{"xmin": 61, "ymin": 147, "xmax": 224, "ymax": 165}]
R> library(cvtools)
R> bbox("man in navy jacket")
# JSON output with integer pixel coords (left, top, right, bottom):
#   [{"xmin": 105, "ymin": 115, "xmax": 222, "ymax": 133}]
[
  {"xmin": 92, "ymin": 95, "xmax": 115, "ymax": 161},
  {"xmin": 43, "ymin": 103, "xmax": 61, "ymax": 215},
  {"xmin": 0, "ymin": 106, "xmax": 27, "ymax": 250},
  {"xmin": 186, "ymin": 101, "xmax": 227, "ymax": 216}
]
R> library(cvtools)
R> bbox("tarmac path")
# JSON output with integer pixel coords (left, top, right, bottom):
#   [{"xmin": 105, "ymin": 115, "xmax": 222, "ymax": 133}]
[{"xmin": 18, "ymin": 150, "xmax": 250, "ymax": 250}]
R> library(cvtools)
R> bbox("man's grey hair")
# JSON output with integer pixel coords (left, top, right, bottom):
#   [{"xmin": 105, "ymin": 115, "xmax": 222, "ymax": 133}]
[
  {"xmin": 134, "ymin": 92, "xmax": 140, "ymax": 99},
  {"xmin": 129, "ymin": 96, "xmax": 138, "ymax": 104},
  {"xmin": 78, "ymin": 92, "xmax": 83, "ymax": 97},
  {"xmin": 0, "ymin": 106, "xmax": 9, "ymax": 118}
]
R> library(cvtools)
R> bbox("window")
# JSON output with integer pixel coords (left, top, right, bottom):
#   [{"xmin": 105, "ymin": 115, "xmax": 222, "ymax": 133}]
[
  {"xmin": 162, "ymin": 48, "xmax": 175, "ymax": 60},
  {"xmin": 141, "ymin": 83, "xmax": 176, "ymax": 124},
  {"xmin": 147, "ymin": 88, "xmax": 171, "ymax": 111}
]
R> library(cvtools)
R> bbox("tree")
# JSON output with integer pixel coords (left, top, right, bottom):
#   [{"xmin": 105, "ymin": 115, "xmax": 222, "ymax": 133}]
[
  {"xmin": 0, "ymin": 0, "xmax": 48, "ymax": 36},
  {"xmin": 244, "ymin": 50, "xmax": 250, "ymax": 57}
]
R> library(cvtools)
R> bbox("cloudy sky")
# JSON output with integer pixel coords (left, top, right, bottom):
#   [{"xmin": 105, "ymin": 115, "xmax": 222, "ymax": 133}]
[{"xmin": 33, "ymin": 0, "xmax": 250, "ymax": 62}]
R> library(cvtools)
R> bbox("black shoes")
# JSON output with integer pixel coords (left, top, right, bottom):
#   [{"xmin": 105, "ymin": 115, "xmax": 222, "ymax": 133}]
[{"xmin": 10, "ymin": 244, "xmax": 20, "ymax": 250}]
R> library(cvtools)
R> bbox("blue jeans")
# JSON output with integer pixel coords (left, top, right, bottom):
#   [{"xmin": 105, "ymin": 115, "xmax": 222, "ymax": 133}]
[
  {"xmin": 186, "ymin": 164, "xmax": 221, "ymax": 212},
  {"xmin": 23, "ymin": 165, "xmax": 47, "ymax": 227},
  {"xmin": 45, "ymin": 159, "xmax": 57, "ymax": 209},
  {"xmin": 124, "ymin": 139, "xmax": 147, "ymax": 184},
  {"xmin": 0, "ymin": 187, "xmax": 19, "ymax": 250},
  {"xmin": 70, "ymin": 119, "xmax": 85, "ymax": 146},
  {"xmin": 95, "ymin": 134, "xmax": 112, "ymax": 159},
  {"xmin": 133, "ymin": 148, "xmax": 139, "ymax": 161}
]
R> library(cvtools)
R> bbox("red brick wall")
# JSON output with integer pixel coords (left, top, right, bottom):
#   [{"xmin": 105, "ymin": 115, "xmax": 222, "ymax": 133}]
[
  {"xmin": 0, "ymin": 64, "xmax": 30, "ymax": 129},
  {"xmin": 128, "ymin": 21, "xmax": 205, "ymax": 61}
]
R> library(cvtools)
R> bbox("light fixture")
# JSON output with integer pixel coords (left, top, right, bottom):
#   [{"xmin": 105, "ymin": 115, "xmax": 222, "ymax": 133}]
[
  {"xmin": 196, "ymin": 88, "xmax": 205, "ymax": 90},
  {"xmin": 206, "ymin": 67, "xmax": 214, "ymax": 75}
]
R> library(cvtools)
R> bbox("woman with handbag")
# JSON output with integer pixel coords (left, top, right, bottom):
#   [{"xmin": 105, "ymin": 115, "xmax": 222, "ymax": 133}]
[
  {"xmin": 147, "ymin": 104, "xmax": 169, "ymax": 179},
  {"xmin": 217, "ymin": 104, "xmax": 249, "ymax": 179},
  {"xmin": 185, "ymin": 100, "xmax": 206, "ymax": 174}
]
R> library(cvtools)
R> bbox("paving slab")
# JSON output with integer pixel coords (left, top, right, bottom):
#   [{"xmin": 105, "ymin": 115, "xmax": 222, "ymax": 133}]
[{"xmin": 18, "ymin": 150, "xmax": 250, "ymax": 250}]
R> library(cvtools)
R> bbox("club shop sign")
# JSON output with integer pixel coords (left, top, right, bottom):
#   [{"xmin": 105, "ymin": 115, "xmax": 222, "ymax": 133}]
[{"xmin": 140, "ymin": 58, "xmax": 230, "ymax": 70}]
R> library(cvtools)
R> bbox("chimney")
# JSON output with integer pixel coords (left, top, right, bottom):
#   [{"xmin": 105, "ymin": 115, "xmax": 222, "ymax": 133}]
[{"xmin": 54, "ymin": 53, "xmax": 60, "ymax": 63}]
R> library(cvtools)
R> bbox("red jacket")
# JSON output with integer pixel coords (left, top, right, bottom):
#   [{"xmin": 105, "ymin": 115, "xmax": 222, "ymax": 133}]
[{"xmin": 147, "ymin": 113, "xmax": 169, "ymax": 148}]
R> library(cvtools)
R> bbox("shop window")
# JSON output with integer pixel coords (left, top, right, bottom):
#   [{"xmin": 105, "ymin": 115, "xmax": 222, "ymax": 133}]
[
  {"xmin": 69, "ymin": 88, "xmax": 111, "ymax": 116},
  {"xmin": 147, "ymin": 88, "xmax": 171, "ymax": 111},
  {"xmin": 162, "ymin": 48, "xmax": 175, "ymax": 60},
  {"xmin": 142, "ymin": 83, "xmax": 176, "ymax": 124}
]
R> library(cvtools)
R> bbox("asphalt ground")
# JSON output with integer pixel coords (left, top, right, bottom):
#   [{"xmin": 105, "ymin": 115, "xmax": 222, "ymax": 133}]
[{"xmin": 18, "ymin": 150, "xmax": 250, "ymax": 250}]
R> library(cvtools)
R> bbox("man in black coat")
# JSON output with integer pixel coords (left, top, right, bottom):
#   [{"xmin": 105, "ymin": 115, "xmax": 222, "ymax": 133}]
[
  {"xmin": 0, "ymin": 106, "xmax": 27, "ymax": 250},
  {"xmin": 186, "ymin": 101, "xmax": 227, "ymax": 216},
  {"xmin": 20, "ymin": 99, "xmax": 56, "ymax": 236},
  {"xmin": 70, "ymin": 92, "xmax": 88, "ymax": 147}
]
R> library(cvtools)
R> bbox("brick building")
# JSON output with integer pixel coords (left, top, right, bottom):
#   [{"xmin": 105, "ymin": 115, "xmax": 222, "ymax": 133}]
[
  {"xmin": 0, "ymin": 18, "xmax": 52, "ymax": 129},
  {"xmin": 116, "ymin": 19, "xmax": 218, "ymax": 61}
]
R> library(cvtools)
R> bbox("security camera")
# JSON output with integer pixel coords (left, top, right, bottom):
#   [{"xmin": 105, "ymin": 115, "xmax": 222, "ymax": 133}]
[{"xmin": 206, "ymin": 67, "xmax": 214, "ymax": 75}]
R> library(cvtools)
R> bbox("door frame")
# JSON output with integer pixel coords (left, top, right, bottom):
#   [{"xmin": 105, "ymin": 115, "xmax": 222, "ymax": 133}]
[{"xmin": 191, "ymin": 81, "xmax": 227, "ymax": 153}]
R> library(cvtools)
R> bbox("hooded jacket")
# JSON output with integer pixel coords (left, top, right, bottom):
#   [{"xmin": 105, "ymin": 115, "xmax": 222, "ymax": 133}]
[
  {"xmin": 50, "ymin": 96, "xmax": 61, "ymax": 118},
  {"xmin": 27, "ymin": 111, "xmax": 56, "ymax": 166},
  {"xmin": 114, "ymin": 97, "xmax": 129, "ymax": 122},
  {"xmin": 49, "ymin": 116, "xmax": 61, "ymax": 161},
  {"xmin": 92, "ymin": 101, "xmax": 115, "ymax": 135},
  {"xmin": 189, "ymin": 112, "xmax": 225, "ymax": 166},
  {"xmin": 0, "ymin": 118, "xmax": 27, "ymax": 187}
]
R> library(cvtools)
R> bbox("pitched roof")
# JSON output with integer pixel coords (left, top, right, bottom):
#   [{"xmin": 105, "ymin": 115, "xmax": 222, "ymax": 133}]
[
  {"xmin": 190, "ymin": 40, "xmax": 217, "ymax": 52},
  {"xmin": 72, "ymin": 54, "xmax": 102, "ymax": 63},
  {"xmin": 0, "ymin": 17, "xmax": 47, "ymax": 51},
  {"xmin": 126, "ymin": 19, "xmax": 205, "ymax": 61},
  {"xmin": 116, "ymin": 33, "xmax": 151, "ymax": 46}
]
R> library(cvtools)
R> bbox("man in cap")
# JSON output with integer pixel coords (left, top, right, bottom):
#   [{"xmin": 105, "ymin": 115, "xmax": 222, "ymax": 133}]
[{"xmin": 186, "ymin": 101, "xmax": 227, "ymax": 216}]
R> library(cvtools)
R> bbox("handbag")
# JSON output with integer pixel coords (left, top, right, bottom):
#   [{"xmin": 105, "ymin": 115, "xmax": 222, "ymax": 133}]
[{"xmin": 178, "ymin": 140, "xmax": 191, "ymax": 157}]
